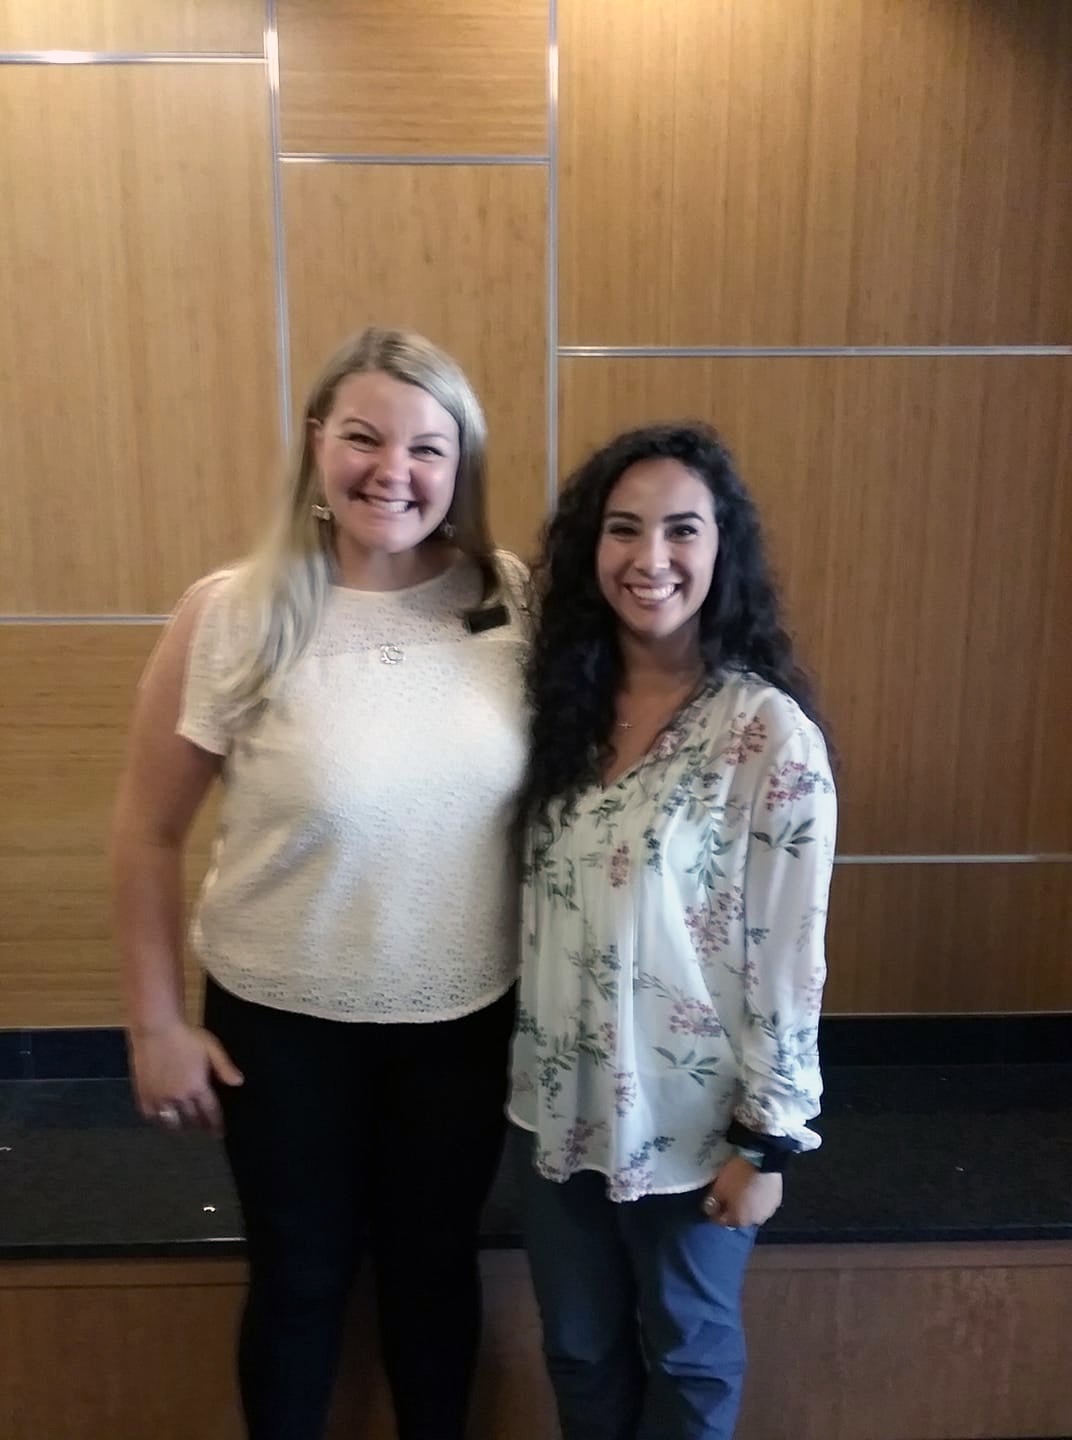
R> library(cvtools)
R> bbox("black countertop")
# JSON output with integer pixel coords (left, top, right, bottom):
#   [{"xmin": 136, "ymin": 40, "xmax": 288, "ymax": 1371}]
[{"xmin": 1, "ymin": 1064, "xmax": 1070, "ymax": 1260}]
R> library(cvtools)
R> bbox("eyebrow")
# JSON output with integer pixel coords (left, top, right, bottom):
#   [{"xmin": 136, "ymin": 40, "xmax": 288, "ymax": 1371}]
[
  {"xmin": 603, "ymin": 509, "xmax": 707, "ymax": 524},
  {"xmin": 338, "ymin": 415, "xmax": 452, "ymax": 443}
]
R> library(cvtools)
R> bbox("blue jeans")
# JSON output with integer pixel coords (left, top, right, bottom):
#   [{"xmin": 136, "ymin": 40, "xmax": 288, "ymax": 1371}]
[{"xmin": 521, "ymin": 1146, "xmax": 756, "ymax": 1440}]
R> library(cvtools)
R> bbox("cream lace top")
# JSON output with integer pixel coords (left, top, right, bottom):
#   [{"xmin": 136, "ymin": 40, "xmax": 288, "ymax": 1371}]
[{"xmin": 178, "ymin": 553, "xmax": 528, "ymax": 1022}]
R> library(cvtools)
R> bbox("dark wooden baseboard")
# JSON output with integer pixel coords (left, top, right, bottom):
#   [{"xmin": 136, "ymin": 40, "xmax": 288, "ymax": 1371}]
[
  {"xmin": 2, "ymin": 1243, "xmax": 1070, "ymax": 1439},
  {"xmin": 742, "ymin": 1242, "xmax": 1072, "ymax": 1440}
]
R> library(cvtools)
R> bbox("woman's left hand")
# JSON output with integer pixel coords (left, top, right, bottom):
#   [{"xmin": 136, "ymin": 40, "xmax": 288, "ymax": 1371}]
[{"xmin": 703, "ymin": 1156, "xmax": 783, "ymax": 1228}]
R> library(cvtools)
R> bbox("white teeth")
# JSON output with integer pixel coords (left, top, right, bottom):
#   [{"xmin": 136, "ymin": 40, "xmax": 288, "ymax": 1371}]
[
  {"xmin": 628, "ymin": 584, "xmax": 677, "ymax": 601},
  {"xmin": 359, "ymin": 495, "xmax": 411, "ymax": 513}
]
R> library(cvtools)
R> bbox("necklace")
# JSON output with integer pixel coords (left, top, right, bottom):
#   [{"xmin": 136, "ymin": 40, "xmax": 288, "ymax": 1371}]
[{"xmin": 614, "ymin": 672, "xmax": 706, "ymax": 733}]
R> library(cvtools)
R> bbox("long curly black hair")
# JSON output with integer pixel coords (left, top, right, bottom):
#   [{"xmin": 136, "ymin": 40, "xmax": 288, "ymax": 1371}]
[{"xmin": 517, "ymin": 421, "xmax": 828, "ymax": 831}]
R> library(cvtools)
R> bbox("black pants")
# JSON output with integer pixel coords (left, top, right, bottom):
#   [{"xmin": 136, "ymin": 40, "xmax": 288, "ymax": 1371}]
[{"xmin": 204, "ymin": 977, "xmax": 515, "ymax": 1440}]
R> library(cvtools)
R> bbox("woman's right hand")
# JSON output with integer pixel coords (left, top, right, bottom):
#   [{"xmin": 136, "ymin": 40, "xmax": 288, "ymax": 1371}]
[{"xmin": 128, "ymin": 1022, "xmax": 243, "ymax": 1137}]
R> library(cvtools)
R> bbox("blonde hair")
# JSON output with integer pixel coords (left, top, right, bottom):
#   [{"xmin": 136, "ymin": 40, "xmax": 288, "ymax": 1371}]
[{"xmin": 221, "ymin": 326, "xmax": 498, "ymax": 729}]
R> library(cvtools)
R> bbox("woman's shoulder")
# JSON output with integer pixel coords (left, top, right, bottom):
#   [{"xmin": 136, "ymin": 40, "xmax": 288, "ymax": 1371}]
[
  {"xmin": 138, "ymin": 569, "xmax": 247, "ymax": 737},
  {"xmin": 492, "ymin": 549, "xmax": 534, "ymax": 630},
  {"xmin": 174, "ymin": 565, "xmax": 242, "ymax": 619},
  {"xmin": 169, "ymin": 565, "xmax": 253, "ymax": 666},
  {"xmin": 493, "ymin": 548, "xmax": 530, "ymax": 594},
  {"xmin": 708, "ymin": 670, "xmax": 828, "ymax": 761}
]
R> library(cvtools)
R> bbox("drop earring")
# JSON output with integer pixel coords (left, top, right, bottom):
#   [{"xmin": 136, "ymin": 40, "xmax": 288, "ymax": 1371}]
[{"xmin": 312, "ymin": 502, "xmax": 332, "ymax": 521}]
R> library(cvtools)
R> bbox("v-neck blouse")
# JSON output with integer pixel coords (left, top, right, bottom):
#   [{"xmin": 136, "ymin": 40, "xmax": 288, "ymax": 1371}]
[{"xmin": 508, "ymin": 671, "xmax": 837, "ymax": 1201}]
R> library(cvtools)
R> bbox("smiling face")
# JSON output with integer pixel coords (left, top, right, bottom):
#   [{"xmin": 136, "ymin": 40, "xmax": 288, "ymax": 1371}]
[
  {"xmin": 312, "ymin": 370, "xmax": 460, "ymax": 566},
  {"xmin": 596, "ymin": 457, "xmax": 720, "ymax": 650}
]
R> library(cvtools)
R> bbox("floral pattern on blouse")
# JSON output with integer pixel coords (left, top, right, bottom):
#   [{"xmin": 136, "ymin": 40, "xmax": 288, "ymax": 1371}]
[{"xmin": 508, "ymin": 673, "xmax": 837, "ymax": 1202}]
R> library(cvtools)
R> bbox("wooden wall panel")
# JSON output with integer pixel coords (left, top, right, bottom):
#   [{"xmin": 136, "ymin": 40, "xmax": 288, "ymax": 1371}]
[
  {"xmin": 9, "ymin": 627, "xmax": 1063, "ymax": 1021},
  {"xmin": 559, "ymin": 356, "xmax": 1072, "ymax": 859},
  {"xmin": 0, "ymin": 1263, "xmax": 245, "ymax": 1440},
  {"xmin": 0, "ymin": 1256, "xmax": 559, "ymax": 1440},
  {"xmin": 284, "ymin": 163, "xmax": 548, "ymax": 560},
  {"xmin": 4, "ymin": 1246, "xmax": 1071, "ymax": 1440},
  {"xmin": 560, "ymin": 0, "xmax": 1072, "ymax": 346},
  {"xmin": 0, "ymin": 1, "xmax": 262, "ymax": 52},
  {"xmin": 739, "ymin": 1241, "xmax": 1072, "ymax": 1439},
  {"xmin": 1, "ymin": 3, "xmax": 1067, "ymax": 1031},
  {"xmin": 277, "ymin": 0, "xmax": 547, "ymax": 155},
  {"xmin": 0, "ymin": 626, "xmax": 215, "ymax": 1028},
  {"xmin": 826, "ymin": 861, "xmax": 1072, "ymax": 1014},
  {"xmin": 0, "ymin": 65, "xmax": 278, "ymax": 615}
]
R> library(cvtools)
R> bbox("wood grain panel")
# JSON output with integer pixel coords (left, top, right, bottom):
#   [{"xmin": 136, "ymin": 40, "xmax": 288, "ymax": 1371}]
[
  {"xmin": 277, "ymin": 0, "xmax": 547, "ymax": 155},
  {"xmin": 560, "ymin": 0, "xmax": 1072, "ymax": 345},
  {"xmin": 0, "ymin": 1255, "xmax": 559, "ymax": 1440},
  {"xmin": 0, "ymin": 1264, "xmax": 244, "ymax": 1440},
  {"xmin": 3, "ymin": 1246, "xmax": 1070, "ymax": 1440},
  {"xmin": 0, "ymin": 65, "xmax": 278, "ymax": 614},
  {"xmin": 559, "ymin": 356, "xmax": 1072, "ymax": 858},
  {"xmin": 0, "ymin": 0, "xmax": 262, "ymax": 51},
  {"xmin": 826, "ymin": 861, "xmax": 1072, "ymax": 1015},
  {"xmin": 284, "ymin": 163, "xmax": 547, "ymax": 559},
  {"xmin": 740, "ymin": 1241, "xmax": 1072, "ymax": 1439},
  {"xmin": 0, "ymin": 626, "xmax": 215, "ymax": 1028}
]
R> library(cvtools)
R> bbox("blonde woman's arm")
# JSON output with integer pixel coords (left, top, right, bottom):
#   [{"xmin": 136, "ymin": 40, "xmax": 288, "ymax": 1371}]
[{"xmin": 111, "ymin": 585, "xmax": 243, "ymax": 1134}]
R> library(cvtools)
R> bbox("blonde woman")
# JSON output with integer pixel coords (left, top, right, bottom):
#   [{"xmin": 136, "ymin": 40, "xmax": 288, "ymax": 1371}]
[{"xmin": 112, "ymin": 328, "xmax": 528, "ymax": 1440}]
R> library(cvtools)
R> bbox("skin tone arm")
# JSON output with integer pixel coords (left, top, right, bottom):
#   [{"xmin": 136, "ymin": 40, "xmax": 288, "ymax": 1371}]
[
  {"xmin": 704, "ymin": 1159, "xmax": 783, "ymax": 1228},
  {"xmin": 111, "ymin": 587, "xmax": 243, "ymax": 1135}
]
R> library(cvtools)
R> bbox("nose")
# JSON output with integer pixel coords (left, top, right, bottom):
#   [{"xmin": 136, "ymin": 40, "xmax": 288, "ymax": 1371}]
[
  {"xmin": 634, "ymin": 530, "xmax": 671, "ymax": 575},
  {"xmin": 370, "ymin": 444, "xmax": 409, "ymax": 487}
]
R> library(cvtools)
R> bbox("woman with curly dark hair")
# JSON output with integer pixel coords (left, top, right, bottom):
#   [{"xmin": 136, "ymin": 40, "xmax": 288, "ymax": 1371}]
[{"xmin": 508, "ymin": 422, "xmax": 837, "ymax": 1440}]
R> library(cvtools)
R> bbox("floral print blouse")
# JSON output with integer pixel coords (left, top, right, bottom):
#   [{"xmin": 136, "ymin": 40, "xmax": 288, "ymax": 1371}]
[{"xmin": 508, "ymin": 672, "xmax": 837, "ymax": 1202}]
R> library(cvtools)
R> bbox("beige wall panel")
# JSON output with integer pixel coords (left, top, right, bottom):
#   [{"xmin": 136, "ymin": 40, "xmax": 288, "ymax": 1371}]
[
  {"xmin": 0, "ymin": 65, "xmax": 278, "ymax": 614},
  {"xmin": 825, "ymin": 861, "xmax": 1072, "ymax": 1014},
  {"xmin": 284, "ymin": 163, "xmax": 547, "ymax": 559},
  {"xmin": 0, "ymin": 626, "xmax": 215, "ymax": 1028},
  {"xmin": 559, "ymin": 356, "xmax": 1072, "ymax": 858},
  {"xmin": 7, "ymin": 617, "xmax": 1063, "ymax": 1023},
  {"xmin": 277, "ymin": 0, "xmax": 547, "ymax": 155},
  {"xmin": 560, "ymin": 0, "xmax": 1072, "ymax": 345},
  {"xmin": 0, "ymin": 0, "xmax": 262, "ymax": 51}
]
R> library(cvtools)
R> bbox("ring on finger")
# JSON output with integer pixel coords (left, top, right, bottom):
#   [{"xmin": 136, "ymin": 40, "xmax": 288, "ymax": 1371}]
[{"xmin": 156, "ymin": 1103, "xmax": 181, "ymax": 1126}]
